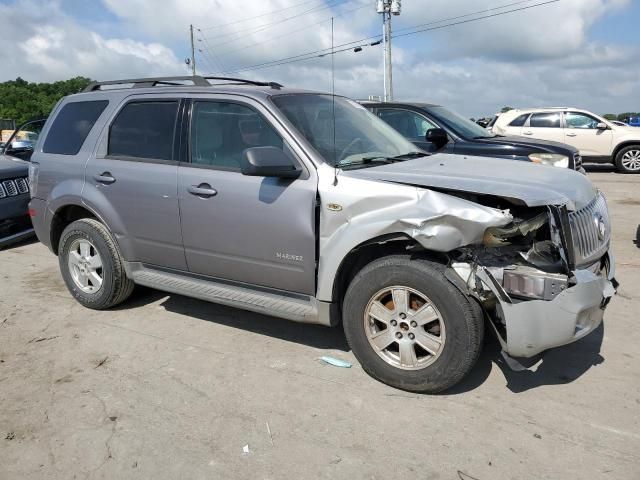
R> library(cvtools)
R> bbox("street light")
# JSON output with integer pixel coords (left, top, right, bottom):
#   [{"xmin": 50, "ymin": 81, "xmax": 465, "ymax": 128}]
[{"xmin": 376, "ymin": 1, "xmax": 402, "ymax": 101}]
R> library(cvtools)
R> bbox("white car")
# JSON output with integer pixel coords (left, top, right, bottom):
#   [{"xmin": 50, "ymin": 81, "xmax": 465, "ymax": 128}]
[{"xmin": 493, "ymin": 107, "xmax": 640, "ymax": 173}]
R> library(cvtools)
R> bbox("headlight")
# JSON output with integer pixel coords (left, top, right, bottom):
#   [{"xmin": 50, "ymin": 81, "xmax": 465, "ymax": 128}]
[{"xmin": 528, "ymin": 153, "xmax": 569, "ymax": 168}]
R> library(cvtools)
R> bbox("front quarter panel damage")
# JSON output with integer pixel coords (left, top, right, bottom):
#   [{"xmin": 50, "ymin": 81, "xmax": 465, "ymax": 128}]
[{"xmin": 315, "ymin": 166, "xmax": 513, "ymax": 301}]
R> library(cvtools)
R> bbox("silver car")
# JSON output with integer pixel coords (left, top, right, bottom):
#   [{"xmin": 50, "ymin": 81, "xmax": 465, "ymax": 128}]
[{"xmin": 28, "ymin": 76, "xmax": 616, "ymax": 393}]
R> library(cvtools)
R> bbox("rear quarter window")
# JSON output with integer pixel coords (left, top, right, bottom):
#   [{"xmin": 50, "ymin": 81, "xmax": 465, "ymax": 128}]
[
  {"xmin": 42, "ymin": 100, "xmax": 109, "ymax": 155},
  {"xmin": 508, "ymin": 114, "xmax": 529, "ymax": 127}
]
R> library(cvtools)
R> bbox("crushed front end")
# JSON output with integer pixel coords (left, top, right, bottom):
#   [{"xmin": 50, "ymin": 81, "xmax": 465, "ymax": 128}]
[{"xmin": 450, "ymin": 191, "xmax": 616, "ymax": 358}]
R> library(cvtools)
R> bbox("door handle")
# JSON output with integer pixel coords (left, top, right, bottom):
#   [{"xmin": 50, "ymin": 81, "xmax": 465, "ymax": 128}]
[
  {"xmin": 523, "ymin": 131, "xmax": 533, "ymax": 135},
  {"xmin": 566, "ymin": 132, "xmax": 577, "ymax": 137},
  {"xmin": 188, "ymin": 183, "xmax": 218, "ymax": 198},
  {"xmin": 94, "ymin": 172, "xmax": 116, "ymax": 184}
]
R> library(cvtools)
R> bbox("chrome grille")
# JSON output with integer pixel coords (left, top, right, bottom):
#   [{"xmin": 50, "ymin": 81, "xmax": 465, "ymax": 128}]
[
  {"xmin": 0, "ymin": 177, "xmax": 29, "ymax": 198},
  {"xmin": 569, "ymin": 193, "xmax": 610, "ymax": 265},
  {"xmin": 573, "ymin": 152, "xmax": 582, "ymax": 170},
  {"xmin": 15, "ymin": 177, "xmax": 29, "ymax": 194},
  {"xmin": 2, "ymin": 180, "xmax": 17, "ymax": 196}
]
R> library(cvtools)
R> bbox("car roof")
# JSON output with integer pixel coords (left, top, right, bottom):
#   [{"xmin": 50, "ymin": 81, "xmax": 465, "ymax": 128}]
[{"xmin": 358, "ymin": 100, "xmax": 443, "ymax": 108}]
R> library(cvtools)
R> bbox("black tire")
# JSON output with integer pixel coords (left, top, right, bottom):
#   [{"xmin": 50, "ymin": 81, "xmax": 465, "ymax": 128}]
[
  {"xmin": 342, "ymin": 255, "xmax": 484, "ymax": 393},
  {"xmin": 614, "ymin": 145, "xmax": 640, "ymax": 174},
  {"xmin": 58, "ymin": 218, "xmax": 134, "ymax": 309}
]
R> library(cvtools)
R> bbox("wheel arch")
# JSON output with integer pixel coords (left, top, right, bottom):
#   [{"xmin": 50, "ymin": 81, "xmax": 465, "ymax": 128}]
[
  {"xmin": 612, "ymin": 141, "xmax": 640, "ymax": 161},
  {"xmin": 50, "ymin": 203, "xmax": 99, "ymax": 254}
]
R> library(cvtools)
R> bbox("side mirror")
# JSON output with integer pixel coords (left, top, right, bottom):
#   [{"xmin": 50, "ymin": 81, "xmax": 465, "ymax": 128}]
[
  {"xmin": 241, "ymin": 146, "xmax": 302, "ymax": 178},
  {"xmin": 425, "ymin": 128, "xmax": 448, "ymax": 146},
  {"xmin": 596, "ymin": 122, "xmax": 608, "ymax": 130}
]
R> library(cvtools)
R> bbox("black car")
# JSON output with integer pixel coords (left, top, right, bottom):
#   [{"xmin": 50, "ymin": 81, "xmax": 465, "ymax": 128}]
[
  {"xmin": 0, "ymin": 119, "xmax": 45, "ymax": 248},
  {"xmin": 361, "ymin": 101, "xmax": 584, "ymax": 172}
]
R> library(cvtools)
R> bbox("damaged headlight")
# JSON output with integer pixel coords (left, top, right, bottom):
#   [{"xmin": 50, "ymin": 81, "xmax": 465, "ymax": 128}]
[
  {"xmin": 483, "ymin": 213, "xmax": 549, "ymax": 247},
  {"xmin": 528, "ymin": 153, "xmax": 569, "ymax": 168}
]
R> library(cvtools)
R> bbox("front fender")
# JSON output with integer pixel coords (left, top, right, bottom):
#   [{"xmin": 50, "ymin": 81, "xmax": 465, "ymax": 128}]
[{"xmin": 315, "ymin": 172, "xmax": 512, "ymax": 301}]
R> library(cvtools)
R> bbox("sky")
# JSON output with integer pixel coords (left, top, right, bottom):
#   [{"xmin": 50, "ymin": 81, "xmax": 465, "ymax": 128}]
[{"xmin": 0, "ymin": 0, "xmax": 638, "ymax": 118}]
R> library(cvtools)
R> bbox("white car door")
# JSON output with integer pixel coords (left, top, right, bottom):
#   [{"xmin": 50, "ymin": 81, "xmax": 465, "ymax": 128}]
[
  {"xmin": 521, "ymin": 112, "xmax": 565, "ymax": 143},
  {"xmin": 563, "ymin": 111, "xmax": 613, "ymax": 157}
]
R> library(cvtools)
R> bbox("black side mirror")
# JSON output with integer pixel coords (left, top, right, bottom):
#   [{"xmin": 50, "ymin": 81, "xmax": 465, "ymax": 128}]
[
  {"xmin": 241, "ymin": 146, "xmax": 302, "ymax": 178},
  {"xmin": 425, "ymin": 128, "xmax": 448, "ymax": 146}
]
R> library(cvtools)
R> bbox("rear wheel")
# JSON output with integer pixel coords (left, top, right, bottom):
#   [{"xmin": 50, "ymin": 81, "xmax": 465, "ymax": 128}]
[
  {"xmin": 342, "ymin": 255, "xmax": 484, "ymax": 393},
  {"xmin": 58, "ymin": 218, "xmax": 134, "ymax": 309},
  {"xmin": 615, "ymin": 146, "xmax": 640, "ymax": 173}
]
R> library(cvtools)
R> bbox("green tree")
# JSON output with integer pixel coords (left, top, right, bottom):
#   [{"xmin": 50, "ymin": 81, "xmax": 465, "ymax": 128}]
[
  {"xmin": 0, "ymin": 77, "xmax": 93, "ymax": 125},
  {"xmin": 501, "ymin": 106, "xmax": 515, "ymax": 113},
  {"xmin": 603, "ymin": 114, "xmax": 617, "ymax": 121}
]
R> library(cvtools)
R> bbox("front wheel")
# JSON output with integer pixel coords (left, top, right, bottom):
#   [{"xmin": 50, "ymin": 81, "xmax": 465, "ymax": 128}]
[
  {"xmin": 342, "ymin": 255, "xmax": 484, "ymax": 393},
  {"xmin": 615, "ymin": 146, "xmax": 640, "ymax": 173}
]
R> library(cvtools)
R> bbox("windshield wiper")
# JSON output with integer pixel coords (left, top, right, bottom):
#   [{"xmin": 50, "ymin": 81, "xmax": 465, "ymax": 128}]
[
  {"xmin": 337, "ymin": 156, "xmax": 396, "ymax": 168},
  {"xmin": 390, "ymin": 151, "xmax": 427, "ymax": 159}
]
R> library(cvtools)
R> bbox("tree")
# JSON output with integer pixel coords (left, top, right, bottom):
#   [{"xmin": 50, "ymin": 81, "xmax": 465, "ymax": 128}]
[
  {"xmin": 501, "ymin": 106, "xmax": 515, "ymax": 113},
  {"xmin": 603, "ymin": 114, "xmax": 617, "ymax": 121},
  {"xmin": 0, "ymin": 77, "xmax": 93, "ymax": 125}
]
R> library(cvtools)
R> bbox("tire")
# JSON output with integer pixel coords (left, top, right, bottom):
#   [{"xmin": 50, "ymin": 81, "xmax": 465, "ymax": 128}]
[
  {"xmin": 58, "ymin": 218, "xmax": 134, "ymax": 309},
  {"xmin": 342, "ymin": 255, "xmax": 484, "ymax": 393},
  {"xmin": 614, "ymin": 145, "xmax": 640, "ymax": 173}
]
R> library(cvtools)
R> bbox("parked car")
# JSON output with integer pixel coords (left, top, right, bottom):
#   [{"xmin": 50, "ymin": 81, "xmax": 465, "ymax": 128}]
[
  {"xmin": 0, "ymin": 120, "xmax": 45, "ymax": 248},
  {"xmin": 29, "ymin": 76, "xmax": 616, "ymax": 393},
  {"xmin": 611, "ymin": 120, "xmax": 628, "ymax": 127},
  {"xmin": 626, "ymin": 116, "xmax": 640, "ymax": 127},
  {"xmin": 361, "ymin": 101, "xmax": 583, "ymax": 172},
  {"xmin": 493, "ymin": 107, "xmax": 640, "ymax": 173}
]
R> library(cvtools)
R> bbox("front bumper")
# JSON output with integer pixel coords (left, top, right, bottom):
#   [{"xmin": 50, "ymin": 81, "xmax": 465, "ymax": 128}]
[{"xmin": 476, "ymin": 252, "xmax": 616, "ymax": 358}]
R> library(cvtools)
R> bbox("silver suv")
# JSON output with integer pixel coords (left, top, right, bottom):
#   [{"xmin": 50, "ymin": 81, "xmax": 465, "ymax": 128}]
[{"xmin": 29, "ymin": 76, "xmax": 617, "ymax": 393}]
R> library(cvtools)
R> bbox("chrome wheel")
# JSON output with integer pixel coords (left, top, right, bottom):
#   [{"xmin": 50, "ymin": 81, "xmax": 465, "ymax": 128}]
[
  {"xmin": 364, "ymin": 286, "xmax": 446, "ymax": 370},
  {"xmin": 621, "ymin": 150, "xmax": 640, "ymax": 171},
  {"xmin": 67, "ymin": 239, "xmax": 103, "ymax": 293}
]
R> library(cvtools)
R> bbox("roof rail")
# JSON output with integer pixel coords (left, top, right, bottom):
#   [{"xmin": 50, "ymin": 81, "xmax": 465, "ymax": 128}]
[{"xmin": 83, "ymin": 75, "xmax": 283, "ymax": 92}]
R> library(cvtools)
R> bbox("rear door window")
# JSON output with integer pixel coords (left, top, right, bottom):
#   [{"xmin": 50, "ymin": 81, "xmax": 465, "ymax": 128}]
[
  {"xmin": 378, "ymin": 108, "xmax": 437, "ymax": 138},
  {"xmin": 43, "ymin": 100, "xmax": 108, "ymax": 155},
  {"xmin": 108, "ymin": 101, "xmax": 179, "ymax": 160},
  {"xmin": 529, "ymin": 112, "xmax": 561, "ymax": 128}
]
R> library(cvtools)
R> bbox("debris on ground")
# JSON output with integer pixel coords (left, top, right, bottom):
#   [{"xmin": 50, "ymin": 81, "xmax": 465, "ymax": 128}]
[
  {"xmin": 5, "ymin": 432, "xmax": 15, "ymax": 440},
  {"xmin": 266, "ymin": 422, "xmax": 274, "ymax": 446},
  {"xmin": 242, "ymin": 444, "xmax": 250, "ymax": 454},
  {"xmin": 534, "ymin": 433, "xmax": 542, "ymax": 439},
  {"xmin": 94, "ymin": 356, "xmax": 109, "ymax": 369},
  {"xmin": 319, "ymin": 356, "xmax": 352, "ymax": 368},
  {"xmin": 27, "ymin": 335, "xmax": 59, "ymax": 344}
]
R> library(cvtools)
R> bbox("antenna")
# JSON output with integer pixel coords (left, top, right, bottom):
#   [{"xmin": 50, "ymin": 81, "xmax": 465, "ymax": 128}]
[{"xmin": 331, "ymin": 16, "xmax": 338, "ymax": 186}]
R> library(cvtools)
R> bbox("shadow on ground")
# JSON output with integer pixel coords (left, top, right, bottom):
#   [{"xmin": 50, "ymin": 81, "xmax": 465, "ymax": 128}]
[
  {"xmin": 119, "ymin": 286, "xmax": 349, "ymax": 352},
  {"xmin": 119, "ymin": 287, "xmax": 606, "ymax": 393}
]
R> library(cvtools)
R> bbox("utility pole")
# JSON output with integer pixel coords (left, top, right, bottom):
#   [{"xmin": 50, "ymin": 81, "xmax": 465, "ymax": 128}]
[
  {"xmin": 376, "ymin": 1, "xmax": 401, "ymax": 101},
  {"xmin": 189, "ymin": 24, "xmax": 197, "ymax": 76}
]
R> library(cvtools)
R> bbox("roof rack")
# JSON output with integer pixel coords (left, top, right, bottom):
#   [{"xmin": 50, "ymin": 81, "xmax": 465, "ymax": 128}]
[{"xmin": 83, "ymin": 75, "xmax": 283, "ymax": 92}]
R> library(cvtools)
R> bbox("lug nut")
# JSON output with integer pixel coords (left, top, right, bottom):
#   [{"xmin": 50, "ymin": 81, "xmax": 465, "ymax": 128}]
[
  {"xmin": 399, "ymin": 313, "xmax": 406, "ymax": 319},
  {"xmin": 410, "ymin": 321, "xmax": 417, "ymax": 328},
  {"xmin": 390, "ymin": 320, "xmax": 397, "ymax": 326},
  {"xmin": 395, "ymin": 332, "xmax": 403, "ymax": 339},
  {"xmin": 408, "ymin": 333, "xmax": 415, "ymax": 340}
]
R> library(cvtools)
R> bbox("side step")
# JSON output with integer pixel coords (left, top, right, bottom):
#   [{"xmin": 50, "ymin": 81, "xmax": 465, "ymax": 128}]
[{"xmin": 125, "ymin": 262, "xmax": 327, "ymax": 325}]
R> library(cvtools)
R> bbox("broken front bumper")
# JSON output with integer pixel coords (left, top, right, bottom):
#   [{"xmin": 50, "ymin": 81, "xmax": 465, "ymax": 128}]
[{"xmin": 475, "ymin": 252, "xmax": 616, "ymax": 358}]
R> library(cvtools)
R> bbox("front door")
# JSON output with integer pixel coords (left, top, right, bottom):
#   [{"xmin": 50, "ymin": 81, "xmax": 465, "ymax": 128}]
[
  {"xmin": 563, "ymin": 111, "xmax": 613, "ymax": 157},
  {"xmin": 85, "ymin": 98, "xmax": 186, "ymax": 270},
  {"xmin": 178, "ymin": 98, "xmax": 317, "ymax": 295}
]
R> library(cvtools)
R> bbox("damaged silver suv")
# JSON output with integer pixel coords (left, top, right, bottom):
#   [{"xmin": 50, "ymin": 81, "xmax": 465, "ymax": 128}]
[{"xmin": 29, "ymin": 76, "xmax": 616, "ymax": 393}]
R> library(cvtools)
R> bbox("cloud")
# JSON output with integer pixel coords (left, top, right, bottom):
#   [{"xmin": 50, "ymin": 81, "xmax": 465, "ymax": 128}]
[{"xmin": 0, "ymin": 0, "xmax": 184, "ymax": 82}]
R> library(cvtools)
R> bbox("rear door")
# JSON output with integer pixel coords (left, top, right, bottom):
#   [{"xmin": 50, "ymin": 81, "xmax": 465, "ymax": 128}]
[
  {"xmin": 563, "ymin": 111, "xmax": 613, "ymax": 157},
  {"xmin": 84, "ymin": 96, "xmax": 186, "ymax": 270},
  {"xmin": 521, "ymin": 111, "xmax": 564, "ymax": 143},
  {"xmin": 177, "ymin": 96, "xmax": 317, "ymax": 295}
]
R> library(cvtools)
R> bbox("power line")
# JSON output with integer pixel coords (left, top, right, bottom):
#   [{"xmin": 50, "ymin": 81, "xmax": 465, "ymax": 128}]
[
  {"xmin": 197, "ymin": 0, "xmax": 324, "ymax": 31},
  {"xmin": 201, "ymin": 3, "xmax": 369, "ymax": 60},
  {"xmin": 197, "ymin": 0, "xmax": 347, "ymax": 44},
  {"xmin": 215, "ymin": 0, "xmax": 560, "ymax": 75}
]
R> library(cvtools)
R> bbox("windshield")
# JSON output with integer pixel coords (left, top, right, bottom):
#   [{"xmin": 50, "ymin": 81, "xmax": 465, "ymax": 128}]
[
  {"xmin": 271, "ymin": 94, "xmax": 420, "ymax": 167},
  {"xmin": 430, "ymin": 106, "xmax": 495, "ymax": 139}
]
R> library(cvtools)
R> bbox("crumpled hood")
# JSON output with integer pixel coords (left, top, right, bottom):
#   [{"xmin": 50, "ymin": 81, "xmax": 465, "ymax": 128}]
[
  {"xmin": 0, "ymin": 154, "xmax": 29, "ymax": 180},
  {"xmin": 343, "ymin": 153, "xmax": 597, "ymax": 211}
]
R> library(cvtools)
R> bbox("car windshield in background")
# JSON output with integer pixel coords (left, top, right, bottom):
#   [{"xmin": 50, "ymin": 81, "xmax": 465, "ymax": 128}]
[
  {"xmin": 430, "ymin": 106, "xmax": 495, "ymax": 139},
  {"xmin": 271, "ymin": 94, "xmax": 419, "ymax": 168}
]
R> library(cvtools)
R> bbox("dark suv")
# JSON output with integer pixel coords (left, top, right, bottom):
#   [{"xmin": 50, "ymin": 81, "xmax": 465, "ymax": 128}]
[
  {"xmin": 362, "ymin": 101, "xmax": 584, "ymax": 172},
  {"xmin": 28, "ymin": 76, "xmax": 615, "ymax": 393}
]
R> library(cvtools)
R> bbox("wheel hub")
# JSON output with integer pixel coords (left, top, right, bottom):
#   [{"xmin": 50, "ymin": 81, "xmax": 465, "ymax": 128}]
[
  {"xmin": 364, "ymin": 286, "xmax": 446, "ymax": 371},
  {"xmin": 67, "ymin": 239, "xmax": 104, "ymax": 294}
]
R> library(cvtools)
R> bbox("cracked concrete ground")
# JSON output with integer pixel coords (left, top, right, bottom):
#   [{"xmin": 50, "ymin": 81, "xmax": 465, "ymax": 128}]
[{"xmin": 1, "ymin": 167, "xmax": 639, "ymax": 480}]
